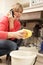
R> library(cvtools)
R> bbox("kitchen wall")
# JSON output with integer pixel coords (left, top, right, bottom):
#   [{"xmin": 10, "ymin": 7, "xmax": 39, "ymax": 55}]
[
  {"xmin": 0, "ymin": 0, "xmax": 43, "ymax": 16},
  {"xmin": 0, "ymin": 0, "xmax": 31, "ymax": 15},
  {"xmin": 0, "ymin": 0, "xmax": 18, "ymax": 17}
]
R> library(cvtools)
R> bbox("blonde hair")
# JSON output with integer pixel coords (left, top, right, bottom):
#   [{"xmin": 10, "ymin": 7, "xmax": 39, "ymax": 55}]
[{"xmin": 13, "ymin": 3, "xmax": 23, "ymax": 13}]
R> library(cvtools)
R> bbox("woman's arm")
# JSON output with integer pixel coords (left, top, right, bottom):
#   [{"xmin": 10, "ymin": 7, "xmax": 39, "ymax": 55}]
[
  {"xmin": 8, "ymin": 31, "xmax": 23, "ymax": 39},
  {"xmin": 0, "ymin": 16, "xmax": 23, "ymax": 39},
  {"xmin": 0, "ymin": 31, "xmax": 23, "ymax": 39}
]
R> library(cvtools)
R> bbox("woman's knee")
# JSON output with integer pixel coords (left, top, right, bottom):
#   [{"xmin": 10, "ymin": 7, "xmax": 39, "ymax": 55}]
[
  {"xmin": 0, "ymin": 40, "xmax": 17, "ymax": 56},
  {"xmin": 5, "ymin": 40, "xmax": 17, "ymax": 51}
]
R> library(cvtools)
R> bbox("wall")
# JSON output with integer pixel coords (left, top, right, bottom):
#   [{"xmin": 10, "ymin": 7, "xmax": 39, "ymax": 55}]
[
  {"xmin": 0, "ymin": 0, "xmax": 5, "ymax": 17},
  {"xmin": 0, "ymin": 0, "xmax": 18, "ymax": 17},
  {"xmin": 0, "ymin": 0, "xmax": 31, "ymax": 15}
]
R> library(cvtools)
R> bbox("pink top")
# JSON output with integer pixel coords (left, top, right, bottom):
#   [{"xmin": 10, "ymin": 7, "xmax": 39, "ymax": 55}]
[{"xmin": 0, "ymin": 16, "xmax": 21, "ymax": 39}]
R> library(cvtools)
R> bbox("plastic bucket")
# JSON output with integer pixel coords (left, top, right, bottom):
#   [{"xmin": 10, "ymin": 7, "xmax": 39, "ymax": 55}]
[
  {"xmin": 19, "ymin": 47, "xmax": 38, "ymax": 52},
  {"xmin": 10, "ymin": 51, "xmax": 37, "ymax": 65}
]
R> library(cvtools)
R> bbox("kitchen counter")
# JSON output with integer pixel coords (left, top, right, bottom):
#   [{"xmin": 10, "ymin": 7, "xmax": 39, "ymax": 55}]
[{"xmin": 20, "ymin": 11, "xmax": 43, "ymax": 22}]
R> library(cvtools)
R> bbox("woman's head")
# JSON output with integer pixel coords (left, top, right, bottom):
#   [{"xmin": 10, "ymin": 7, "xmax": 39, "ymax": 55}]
[
  {"xmin": 12, "ymin": 3, "xmax": 23, "ymax": 19},
  {"xmin": 7, "ymin": 3, "xmax": 23, "ymax": 20},
  {"xmin": 13, "ymin": 3, "xmax": 23, "ymax": 13}
]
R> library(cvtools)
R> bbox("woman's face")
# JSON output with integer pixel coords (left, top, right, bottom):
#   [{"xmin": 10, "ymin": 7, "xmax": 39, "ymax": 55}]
[{"xmin": 14, "ymin": 9, "xmax": 22, "ymax": 19}]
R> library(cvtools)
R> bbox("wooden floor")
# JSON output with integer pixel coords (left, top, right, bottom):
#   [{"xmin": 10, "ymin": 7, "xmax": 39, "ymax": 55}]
[{"xmin": 0, "ymin": 55, "xmax": 11, "ymax": 65}]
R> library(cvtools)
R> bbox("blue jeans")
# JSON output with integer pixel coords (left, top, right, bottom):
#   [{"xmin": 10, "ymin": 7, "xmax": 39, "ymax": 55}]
[
  {"xmin": 0, "ymin": 40, "xmax": 17, "ymax": 56},
  {"xmin": 0, "ymin": 39, "xmax": 23, "ymax": 56}
]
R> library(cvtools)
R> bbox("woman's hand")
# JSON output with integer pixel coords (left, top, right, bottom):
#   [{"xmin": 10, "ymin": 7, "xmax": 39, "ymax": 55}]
[
  {"xmin": 8, "ymin": 31, "xmax": 23, "ymax": 39},
  {"xmin": 7, "ymin": 12, "xmax": 17, "ymax": 30},
  {"xmin": 7, "ymin": 12, "xmax": 16, "ymax": 21}
]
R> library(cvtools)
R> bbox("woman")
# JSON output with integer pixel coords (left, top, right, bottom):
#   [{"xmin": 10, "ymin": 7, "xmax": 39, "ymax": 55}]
[{"xmin": 0, "ymin": 3, "xmax": 23, "ymax": 62}]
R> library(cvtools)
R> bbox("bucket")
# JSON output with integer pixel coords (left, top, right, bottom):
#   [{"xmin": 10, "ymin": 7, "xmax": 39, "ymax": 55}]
[
  {"xmin": 10, "ymin": 51, "xmax": 37, "ymax": 65},
  {"xmin": 19, "ymin": 47, "xmax": 38, "ymax": 52}
]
